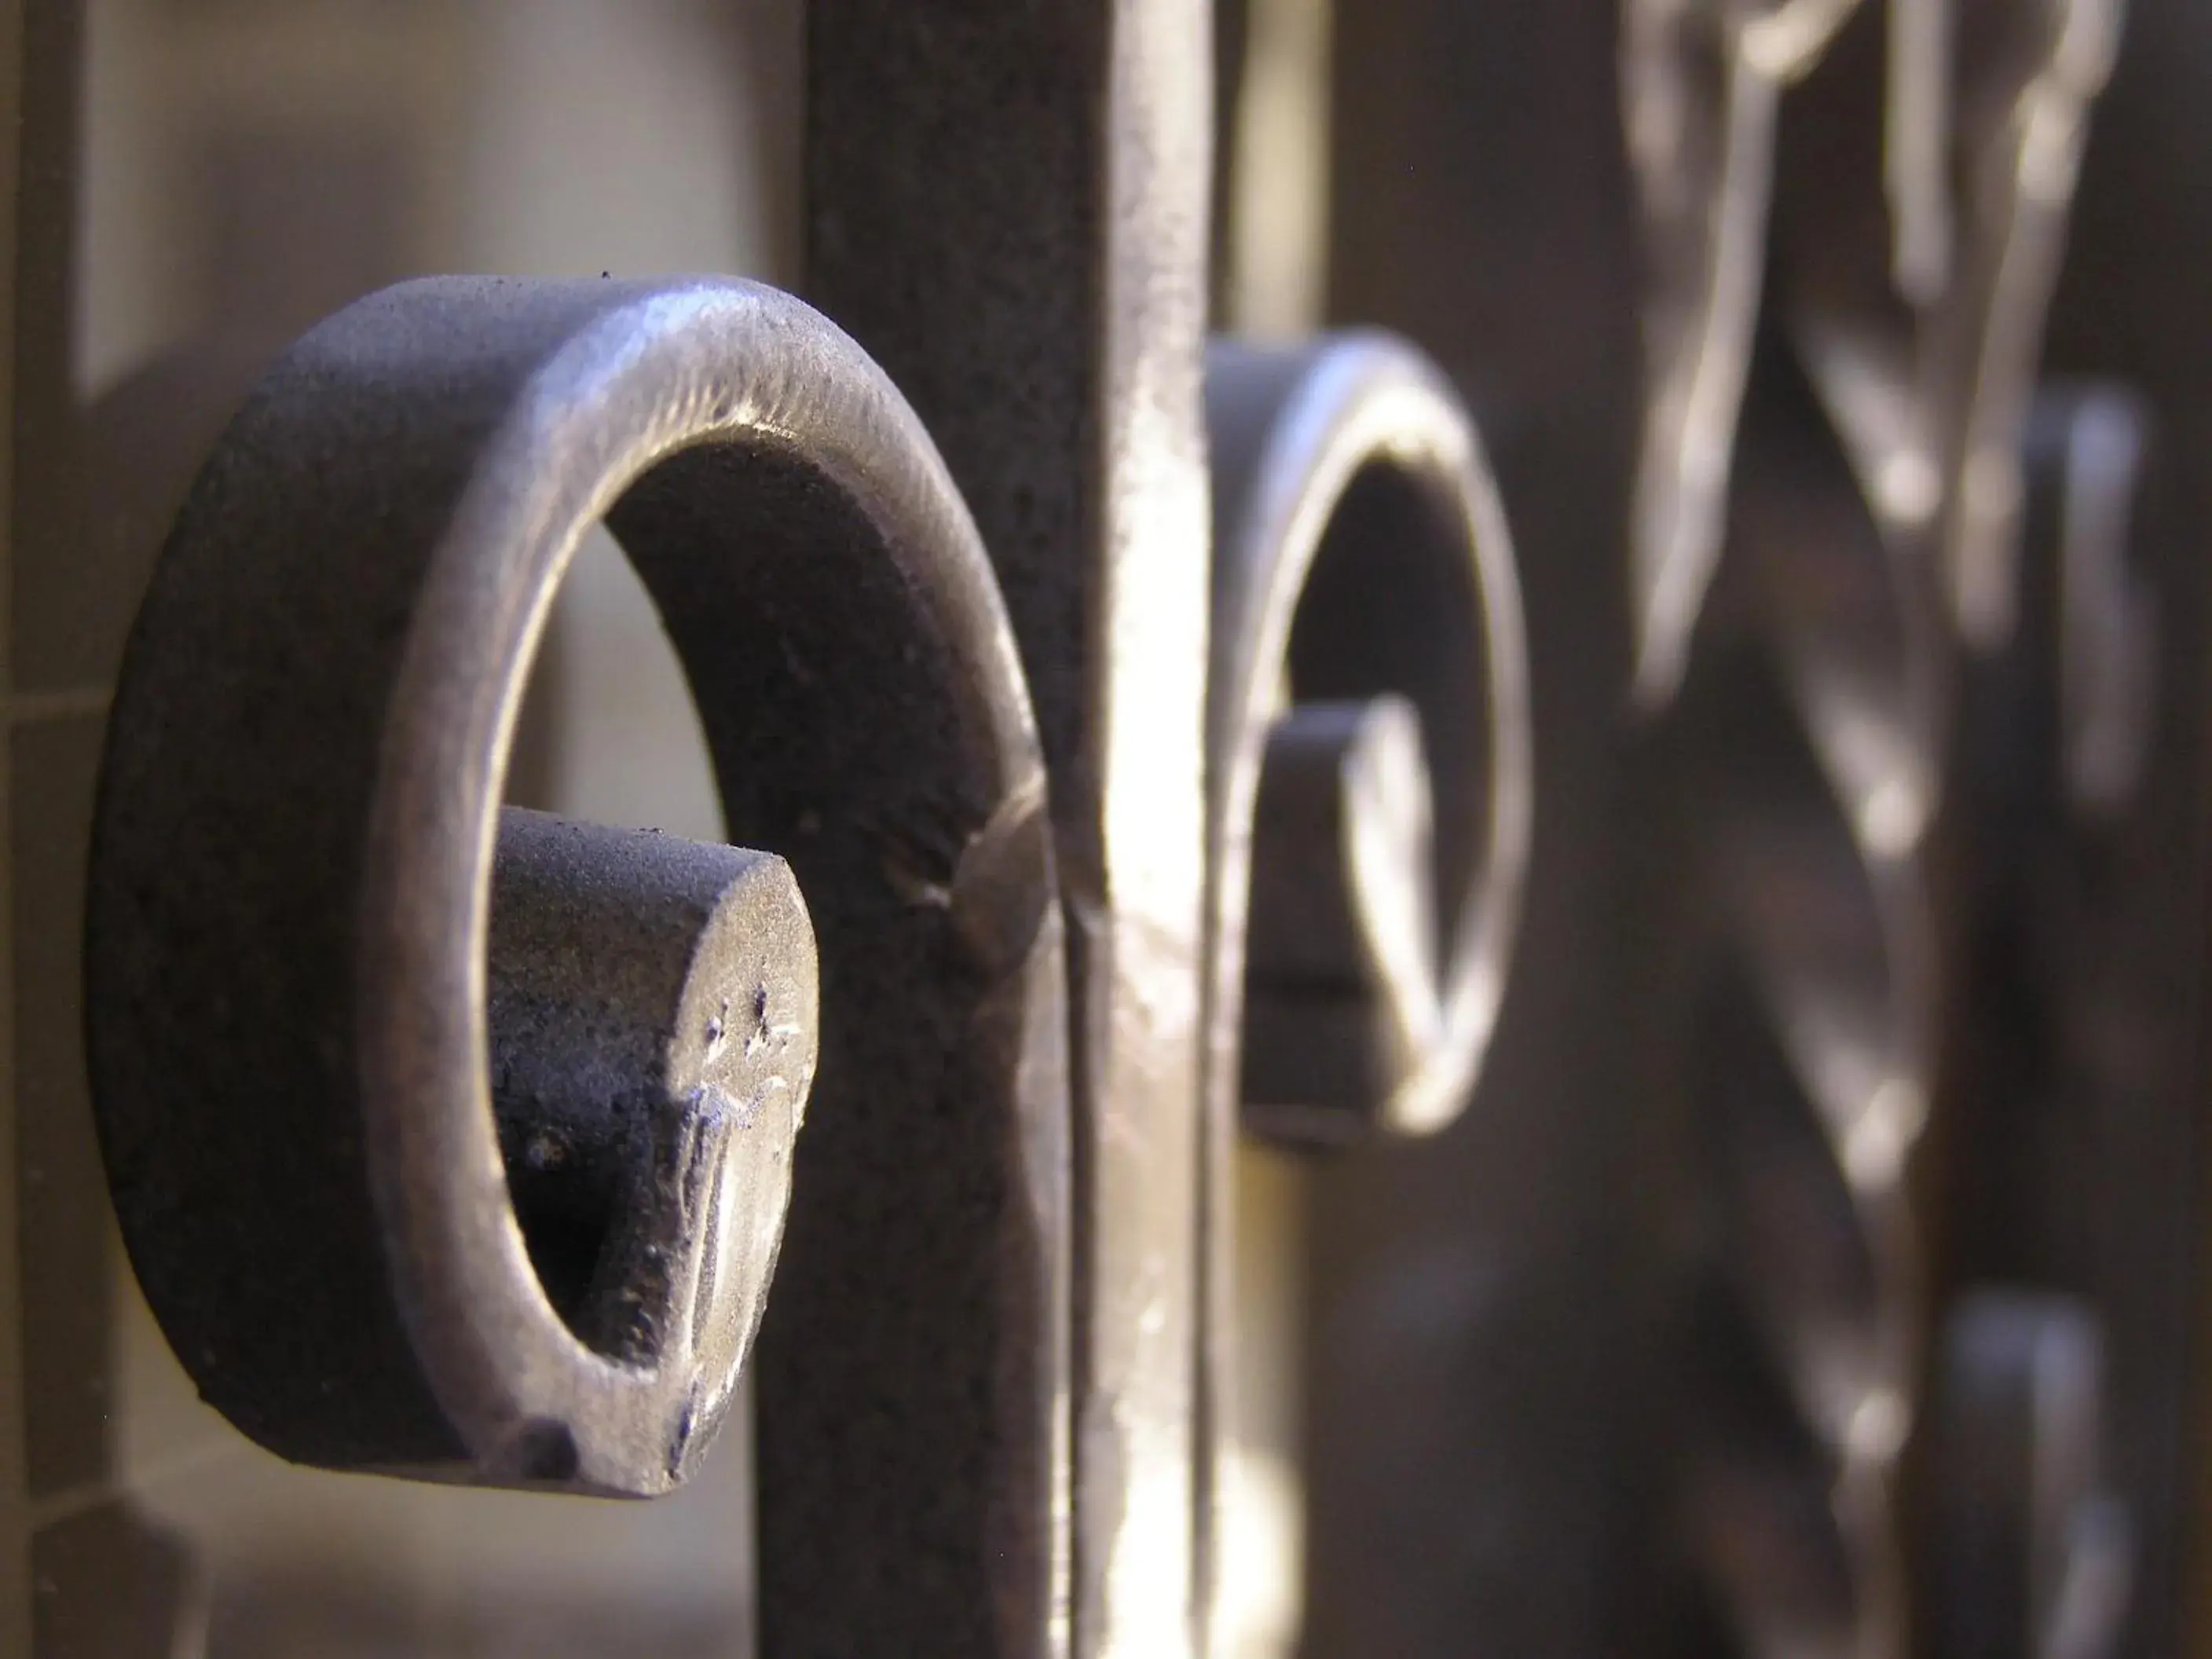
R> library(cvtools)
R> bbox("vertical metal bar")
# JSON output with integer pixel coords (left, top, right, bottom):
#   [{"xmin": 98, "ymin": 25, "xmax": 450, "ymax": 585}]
[
  {"xmin": 2014, "ymin": 8, "xmax": 2212, "ymax": 1646},
  {"xmin": 801, "ymin": 6, "xmax": 1214, "ymax": 1657},
  {"xmin": 0, "ymin": 0, "xmax": 25, "ymax": 1645}
]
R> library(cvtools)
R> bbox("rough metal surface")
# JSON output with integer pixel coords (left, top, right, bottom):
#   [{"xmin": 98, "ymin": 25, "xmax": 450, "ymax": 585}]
[
  {"xmin": 1203, "ymin": 334, "xmax": 1530, "ymax": 1149},
  {"xmin": 806, "ymin": 5, "xmax": 1214, "ymax": 1653},
  {"xmin": 82, "ymin": 273, "xmax": 1071, "ymax": 1599},
  {"xmin": 486, "ymin": 807, "xmax": 815, "ymax": 1399}
]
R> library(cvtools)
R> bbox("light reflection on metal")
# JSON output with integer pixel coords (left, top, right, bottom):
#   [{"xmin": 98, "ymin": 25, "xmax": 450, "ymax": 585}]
[
  {"xmin": 1929, "ymin": 385, "xmax": 2159, "ymax": 1659},
  {"xmin": 1198, "ymin": 331, "xmax": 1529, "ymax": 1659},
  {"xmin": 83, "ymin": 277, "xmax": 1074, "ymax": 1652},
  {"xmin": 1622, "ymin": 0, "xmax": 1864, "ymax": 705},
  {"xmin": 1917, "ymin": 0, "xmax": 2123, "ymax": 645},
  {"xmin": 1625, "ymin": 0, "xmax": 2119, "ymax": 704},
  {"xmin": 1204, "ymin": 335, "xmax": 1531, "ymax": 1148},
  {"xmin": 804, "ymin": 5, "xmax": 1214, "ymax": 1650},
  {"xmin": 1926, "ymin": 1292, "xmax": 2133, "ymax": 1659},
  {"xmin": 2033, "ymin": 386, "xmax": 2155, "ymax": 816},
  {"xmin": 75, "ymin": 10, "xmax": 1550, "ymax": 1651},
  {"xmin": 1669, "ymin": 386, "xmax": 1941, "ymax": 1638},
  {"xmin": 1887, "ymin": 0, "xmax": 1956, "ymax": 306},
  {"xmin": 1625, "ymin": 0, "xmax": 2122, "ymax": 1650},
  {"xmin": 1774, "ymin": 0, "xmax": 2125, "ymax": 646}
]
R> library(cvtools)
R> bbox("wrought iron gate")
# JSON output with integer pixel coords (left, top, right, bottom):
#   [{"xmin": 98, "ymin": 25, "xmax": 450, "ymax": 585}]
[{"xmin": 4, "ymin": 2, "xmax": 2208, "ymax": 1656}]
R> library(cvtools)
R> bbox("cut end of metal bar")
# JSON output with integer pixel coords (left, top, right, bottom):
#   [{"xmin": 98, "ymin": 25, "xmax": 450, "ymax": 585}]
[
  {"xmin": 1241, "ymin": 695, "xmax": 1441, "ymax": 1143},
  {"xmin": 489, "ymin": 806, "xmax": 818, "ymax": 1484}
]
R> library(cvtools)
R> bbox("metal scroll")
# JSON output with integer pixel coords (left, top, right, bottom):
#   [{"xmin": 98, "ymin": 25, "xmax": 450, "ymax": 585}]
[
  {"xmin": 77, "ymin": 3, "xmax": 1551, "ymax": 1648},
  {"xmin": 84, "ymin": 276, "xmax": 1072, "ymax": 1646},
  {"xmin": 1204, "ymin": 333, "xmax": 1531, "ymax": 1152},
  {"xmin": 81, "ymin": 262, "xmax": 1540, "ymax": 1659}
]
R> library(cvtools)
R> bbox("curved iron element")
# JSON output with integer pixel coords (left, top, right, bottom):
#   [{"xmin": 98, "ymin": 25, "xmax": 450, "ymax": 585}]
[
  {"xmin": 1627, "ymin": 0, "xmax": 2119, "ymax": 691},
  {"xmin": 82, "ymin": 275, "xmax": 1071, "ymax": 1644},
  {"xmin": 1621, "ymin": 0, "xmax": 1864, "ymax": 705},
  {"xmin": 1666, "ymin": 338, "xmax": 1944, "ymax": 1658},
  {"xmin": 1627, "ymin": 5, "xmax": 2122, "ymax": 1649},
  {"xmin": 1775, "ymin": 0, "xmax": 2122, "ymax": 648},
  {"xmin": 1203, "ymin": 333, "xmax": 1532, "ymax": 1148}
]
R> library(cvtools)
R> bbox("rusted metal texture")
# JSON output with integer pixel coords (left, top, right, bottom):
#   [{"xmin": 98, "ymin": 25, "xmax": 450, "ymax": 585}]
[
  {"xmin": 82, "ymin": 273, "xmax": 1073, "ymax": 1647},
  {"xmin": 1203, "ymin": 334, "xmax": 1531, "ymax": 1149}
]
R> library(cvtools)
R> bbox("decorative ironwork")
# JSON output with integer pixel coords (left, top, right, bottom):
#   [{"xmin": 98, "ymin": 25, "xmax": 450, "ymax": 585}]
[
  {"xmin": 83, "ymin": 277, "xmax": 1070, "ymax": 1544},
  {"xmin": 1624, "ymin": 1, "xmax": 2130, "ymax": 1653},
  {"xmin": 57, "ymin": 4, "xmax": 2177, "ymax": 1654},
  {"xmin": 81, "ymin": 255, "xmax": 1533, "ymax": 1656},
  {"xmin": 1205, "ymin": 333, "xmax": 1530, "ymax": 1150}
]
